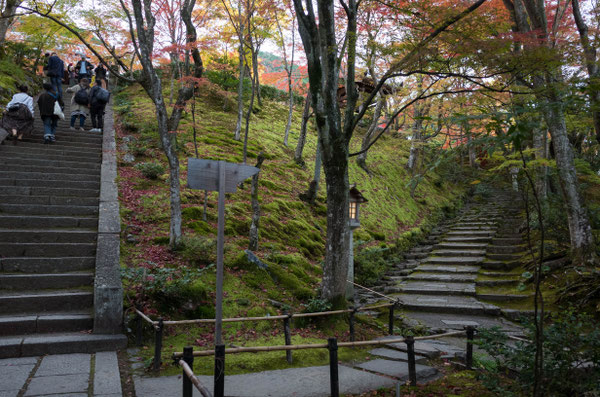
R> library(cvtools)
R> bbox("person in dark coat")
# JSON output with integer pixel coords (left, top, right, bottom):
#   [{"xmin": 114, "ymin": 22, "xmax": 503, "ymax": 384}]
[
  {"xmin": 75, "ymin": 56, "xmax": 94, "ymax": 82},
  {"xmin": 1, "ymin": 85, "xmax": 34, "ymax": 144},
  {"xmin": 95, "ymin": 64, "xmax": 107, "ymax": 89},
  {"xmin": 37, "ymin": 83, "xmax": 64, "ymax": 144},
  {"xmin": 89, "ymin": 80, "xmax": 107, "ymax": 132},
  {"xmin": 47, "ymin": 52, "xmax": 65, "ymax": 99}
]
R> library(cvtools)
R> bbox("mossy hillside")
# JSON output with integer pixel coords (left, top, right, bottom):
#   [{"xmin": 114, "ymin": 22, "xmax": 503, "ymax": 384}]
[
  {"xmin": 0, "ymin": 59, "xmax": 41, "ymax": 105},
  {"xmin": 115, "ymin": 77, "xmax": 465, "ymax": 316}
]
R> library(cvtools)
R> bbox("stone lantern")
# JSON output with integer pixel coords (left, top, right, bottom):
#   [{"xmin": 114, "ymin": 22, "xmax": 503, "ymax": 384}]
[{"xmin": 347, "ymin": 185, "xmax": 368, "ymax": 299}]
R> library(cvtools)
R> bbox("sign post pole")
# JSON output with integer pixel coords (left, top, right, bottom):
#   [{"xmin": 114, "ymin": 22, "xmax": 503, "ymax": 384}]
[{"xmin": 215, "ymin": 160, "xmax": 225, "ymax": 345}]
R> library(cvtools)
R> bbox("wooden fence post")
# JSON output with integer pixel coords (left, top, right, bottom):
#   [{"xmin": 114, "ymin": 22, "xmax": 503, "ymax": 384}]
[
  {"xmin": 388, "ymin": 303, "xmax": 395, "ymax": 335},
  {"xmin": 405, "ymin": 335, "xmax": 417, "ymax": 386},
  {"xmin": 466, "ymin": 326, "xmax": 474, "ymax": 369},
  {"xmin": 284, "ymin": 313, "xmax": 293, "ymax": 364},
  {"xmin": 153, "ymin": 318, "xmax": 163, "ymax": 372},
  {"xmin": 214, "ymin": 344, "xmax": 225, "ymax": 397},
  {"xmin": 183, "ymin": 346, "xmax": 194, "ymax": 397},
  {"xmin": 328, "ymin": 338, "xmax": 339, "ymax": 397}
]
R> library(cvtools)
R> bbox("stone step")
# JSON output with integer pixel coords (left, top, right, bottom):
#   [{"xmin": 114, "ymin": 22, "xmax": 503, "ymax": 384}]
[
  {"xmin": 481, "ymin": 260, "xmax": 521, "ymax": 271},
  {"xmin": 0, "ymin": 257, "xmax": 96, "ymax": 273},
  {"xmin": 0, "ymin": 290, "xmax": 93, "ymax": 314},
  {"xmin": 0, "ymin": 242, "xmax": 96, "ymax": 257},
  {"xmin": 446, "ymin": 230, "xmax": 495, "ymax": 237},
  {"xmin": 486, "ymin": 245, "xmax": 526, "ymax": 254},
  {"xmin": 1, "ymin": 171, "xmax": 99, "ymax": 183},
  {"xmin": 432, "ymin": 249, "xmax": 486, "ymax": 257},
  {"xmin": 491, "ymin": 237, "xmax": 523, "ymax": 245},
  {"xmin": 0, "ymin": 229, "xmax": 97, "ymax": 243},
  {"xmin": 2, "ymin": 142, "xmax": 101, "ymax": 156},
  {"xmin": 487, "ymin": 253, "xmax": 523, "ymax": 261},
  {"xmin": 398, "ymin": 281, "xmax": 476, "ymax": 296},
  {"xmin": 21, "ymin": 137, "xmax": 103, "ymax": 149},
  {"xmin": 26, "ymin": 131, "xmax": 103, "ymax": 143},
  {"xmin": 424, "ymin": 256, "xmax": 484, "ymax": 265},
  {"xmin": 1, "ymin": 164, "xmax": 101, "ymax": 176},
  {"xmin": 435, "ymin": 242, "xmax": 488, "ymax": 250},
  {"xmin": 0, "ymin": 273, "xmax": 94, "ymax": 290},
  {"xmin": 0, "ymin": 203, "xmax": 99, "ymax": 216},
  {"xmin": 476, "ymin": 293, "xmax": 532, "ymax": 302},
  {"xmin": 0, "ymin": 150, "xmax": 101, "ymax": 164},
  {"xmin": 0, "ymin": 215, "xmax": 98, "ymax": 229},
  {"xmin": 451, "ymin": 226, "xmax": 496, "ymax": 231},
  {"xmin": 0, "ymin": 186, "xmax": 99, "ymax": 198},
  {"xmin": 0, "ymin": 178, "xmax": 100, "ymax": 190},
  {"xmin": 393, "ymin": 294, "xmax": 501, "ymax": 316},
  {"xmin": 0, "ymin": 312, "xmax": 93, "ymax": 336},
  {"xmin": 415, "ymin": 264, "xmax": 479, "ymax": 274},
  {"xmin": 444, "ymin": 236, "xmax": 492, "ymax": 243},
  {"xmin": 355, "ymin": 358, "xmax": 437, "ymax": 381},
  {"xmin": 0, "ymin": 333, "xmax": 127, "ymax": 358},
  {"xmin": 405, "ymin": 273, "xmax": 477, "ymax": 283},
  {"xmin": 475, "ymin": 279, "xmax": 519, "ymax": 287},
  {"xmin": 0, "ymin": 195, "xmax": 99, "ymax": 207},
  {"xmin": 0, "ymin": 156, "xmax": 101, "ymax": 170}
]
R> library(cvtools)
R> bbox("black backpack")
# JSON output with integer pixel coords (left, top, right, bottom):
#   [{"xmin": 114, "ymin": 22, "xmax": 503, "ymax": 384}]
[{"xmin": 74, "ymin": 88, "xmax": 90, "ymax": 106}]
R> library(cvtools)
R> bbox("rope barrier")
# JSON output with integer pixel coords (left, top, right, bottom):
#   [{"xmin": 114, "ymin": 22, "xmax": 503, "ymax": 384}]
[
  {"xmin": 172, "ymin": 330, "xmax": 467, "ymax": 358},
  {"xmin": 347, "ymin": 280, "xmax": 399, "ymax": 302}
]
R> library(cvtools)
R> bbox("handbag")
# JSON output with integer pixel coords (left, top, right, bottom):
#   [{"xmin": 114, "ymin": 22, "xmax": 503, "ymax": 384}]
[{"xmin": 53, "ymin": 100, "xmax": 65, "ymax": 120}]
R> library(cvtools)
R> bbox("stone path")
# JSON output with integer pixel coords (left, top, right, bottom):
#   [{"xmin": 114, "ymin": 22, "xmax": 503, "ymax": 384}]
[
  {"xmin": 0, "ymin": 352, "xmax": 122, "ymax": 397},
  {"xmin": 132, "ymin": 337, "xmax": 464, "ymax": 397}
]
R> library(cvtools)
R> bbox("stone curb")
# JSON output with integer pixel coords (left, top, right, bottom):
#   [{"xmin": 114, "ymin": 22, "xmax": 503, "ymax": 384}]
[{"xmin": 94, "ymin": 96, "xmax": 124, "ymax": 335}]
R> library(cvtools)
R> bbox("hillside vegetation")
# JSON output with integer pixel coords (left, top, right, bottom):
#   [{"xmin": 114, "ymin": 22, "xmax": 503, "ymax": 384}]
[{"xmin": 114, "ymin": 74, "xmax": 467, "ymax": 320}]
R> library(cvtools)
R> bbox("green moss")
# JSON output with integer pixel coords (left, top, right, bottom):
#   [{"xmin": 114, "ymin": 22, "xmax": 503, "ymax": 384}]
[{"xmin": 188, "ymin": 220, "xmax": 214, "ymax": 235}]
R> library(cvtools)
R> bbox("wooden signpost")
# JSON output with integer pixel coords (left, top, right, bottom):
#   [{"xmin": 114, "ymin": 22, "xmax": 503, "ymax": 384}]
[{"xmin": 187, "ymin": 158, "xmax": 259, "ymax": 397}]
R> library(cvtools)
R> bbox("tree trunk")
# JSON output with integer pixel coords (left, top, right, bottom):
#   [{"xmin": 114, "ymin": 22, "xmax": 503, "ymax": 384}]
[
  {"xmin": 407, "ymin": 106, "xmax": 423, "ymax": 171},
  {"xmin": 0, "ymin": 0, "xmax": 22, "ymax": 48},
  {"xmin": 283, "ymin": 75, "xmax": 293, "ymax": 147},
  {"xmin": 572, "ymin": 0, "xmax": 600, "ymax": 145},
  {"xmin": 242, "ymin": 61, "xmax": 256, "ymax": 164},
  {"xmin": 234, "ymin": 4, "xmax": 244, "ymax": 141},
  {"xmin": 253, "ymin": 51, "xmax": 262, "ymax": 107},
  {"xmin": 532, "ymin": 126, "xmax": 547, "ymax": 199},
  {"xmin": 321, "ymin": 148, "xmax": 350, "ymax": 305},
  {"xmin": 294, "ymin": 94, "xmax": 311, "ymax": 165},
  {"xmin": 248, "ymin": 153, "xmax": 265, "ymax": 251},
  {"xmin": 357, "ymin": 94, "xmax": 385, "ymax": 174},
  {"xmin": 467, "ymin": 130, "xmax": 476, "ymax": 168},
  {"xmin": 542, "ymin": 87, "xmax": 596, "ymax": 264}
]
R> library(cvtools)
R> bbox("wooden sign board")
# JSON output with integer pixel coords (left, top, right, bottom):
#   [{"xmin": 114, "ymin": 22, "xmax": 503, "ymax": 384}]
[{"xmin": 187, "ymin": 158, "xmax": 259, "ymax": 193}]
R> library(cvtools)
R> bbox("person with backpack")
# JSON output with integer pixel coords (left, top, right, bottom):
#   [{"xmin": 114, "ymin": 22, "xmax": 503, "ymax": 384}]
[
  {"xmin": 47, "ymin": 52, "xmax": 65, "ymax": 99},
  {"xmin": 66, "ymin": 78, "xmax": 91, "ymax": 131},
  {"xmin": 89, "ymin": 80, "xmax": 110, "ymax": 132},
  {"xmin": 38, "ymin": 83, "xmax": 64, "ymax": 144},
  {"xmin": 75, "ymin": 55, "xmax": 94, "ymax": 82}
]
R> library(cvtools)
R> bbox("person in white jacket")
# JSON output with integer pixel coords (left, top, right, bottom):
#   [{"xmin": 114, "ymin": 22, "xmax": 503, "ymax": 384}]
[{"xmin": 1, "ymin": 85, "xmax": 34, "ymax": 143}]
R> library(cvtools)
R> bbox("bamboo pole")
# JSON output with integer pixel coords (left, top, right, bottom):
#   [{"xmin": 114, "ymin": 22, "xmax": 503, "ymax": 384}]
[
  {"xmin": 135, "ymin": 308, "xmax": 158, "ymax": 328},
  {"xmin": 159, "ymin": 302, "xmax": 394, "ymax": 327},
  {"xmin": 173, "ymin": 331, "xmax": 467, "ymax": 358},
  {"xmin": 179, "ymin": 360, "xmax": 213, "ymax": 397}
]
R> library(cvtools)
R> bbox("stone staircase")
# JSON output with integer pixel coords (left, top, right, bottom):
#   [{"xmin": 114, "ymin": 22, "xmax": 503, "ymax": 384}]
[
  {"xmin": 358, "ymin": 191, "xmax": 526, "ymax": 334},
  {"xmin": 0, "ymin": 88, "xmax": 126, "ymax": 358}
]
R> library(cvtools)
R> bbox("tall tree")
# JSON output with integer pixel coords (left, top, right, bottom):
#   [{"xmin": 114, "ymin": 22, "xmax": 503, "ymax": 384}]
[
  {"xmin": 0, "ymin": 0, "xmax": 22, "ymax": 48},
  {"xmin": 292, "ymin": 0, "xmax": 488, "ymax": 305},
  {"xmin": 503, "ymin": 0, "xmax": 596, "ymax": 265}
]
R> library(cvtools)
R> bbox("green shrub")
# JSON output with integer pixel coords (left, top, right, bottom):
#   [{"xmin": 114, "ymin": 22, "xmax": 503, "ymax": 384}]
[
  {"xmin": 135, "ymin": 162, "xmax": 165, "ymax": 179},
  {"xmin": 354, "ymin": 246, "xmax": 390, "ymax": 286},
  {"xmin": 476, "ymin": 309, "xmax": 600, "ymax": 396},
  {"xmin": 122, "ymin": 264, "xmax": 213, "ymax": 317},
  {"xmin": 178, "ymin": 235, "xmax": 217, "ymax": 266},
  {"xmin": 302, "ymin": 297, "xmax": 332, "ymax": 313}
]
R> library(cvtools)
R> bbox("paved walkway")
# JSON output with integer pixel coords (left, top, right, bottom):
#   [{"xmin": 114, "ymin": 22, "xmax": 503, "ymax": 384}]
[{"xmin": 0, "ymin": 352, "xmax": 122, "ymax": 397}]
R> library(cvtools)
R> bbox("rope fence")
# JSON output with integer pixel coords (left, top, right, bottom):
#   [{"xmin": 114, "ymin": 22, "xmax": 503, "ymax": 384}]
[
  {"xmin": 174, "ymin": 329, "xmax": 476, "ymax": 397},
  {"xmin": 135, "ymin": 301, "xmax": 399, "ymax": 371}
]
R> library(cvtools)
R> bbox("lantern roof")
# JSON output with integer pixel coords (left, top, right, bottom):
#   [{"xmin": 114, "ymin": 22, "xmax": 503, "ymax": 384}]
[{"xmin": 349, "ymin": 184, "xmax": 368, "ymax": 203}]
